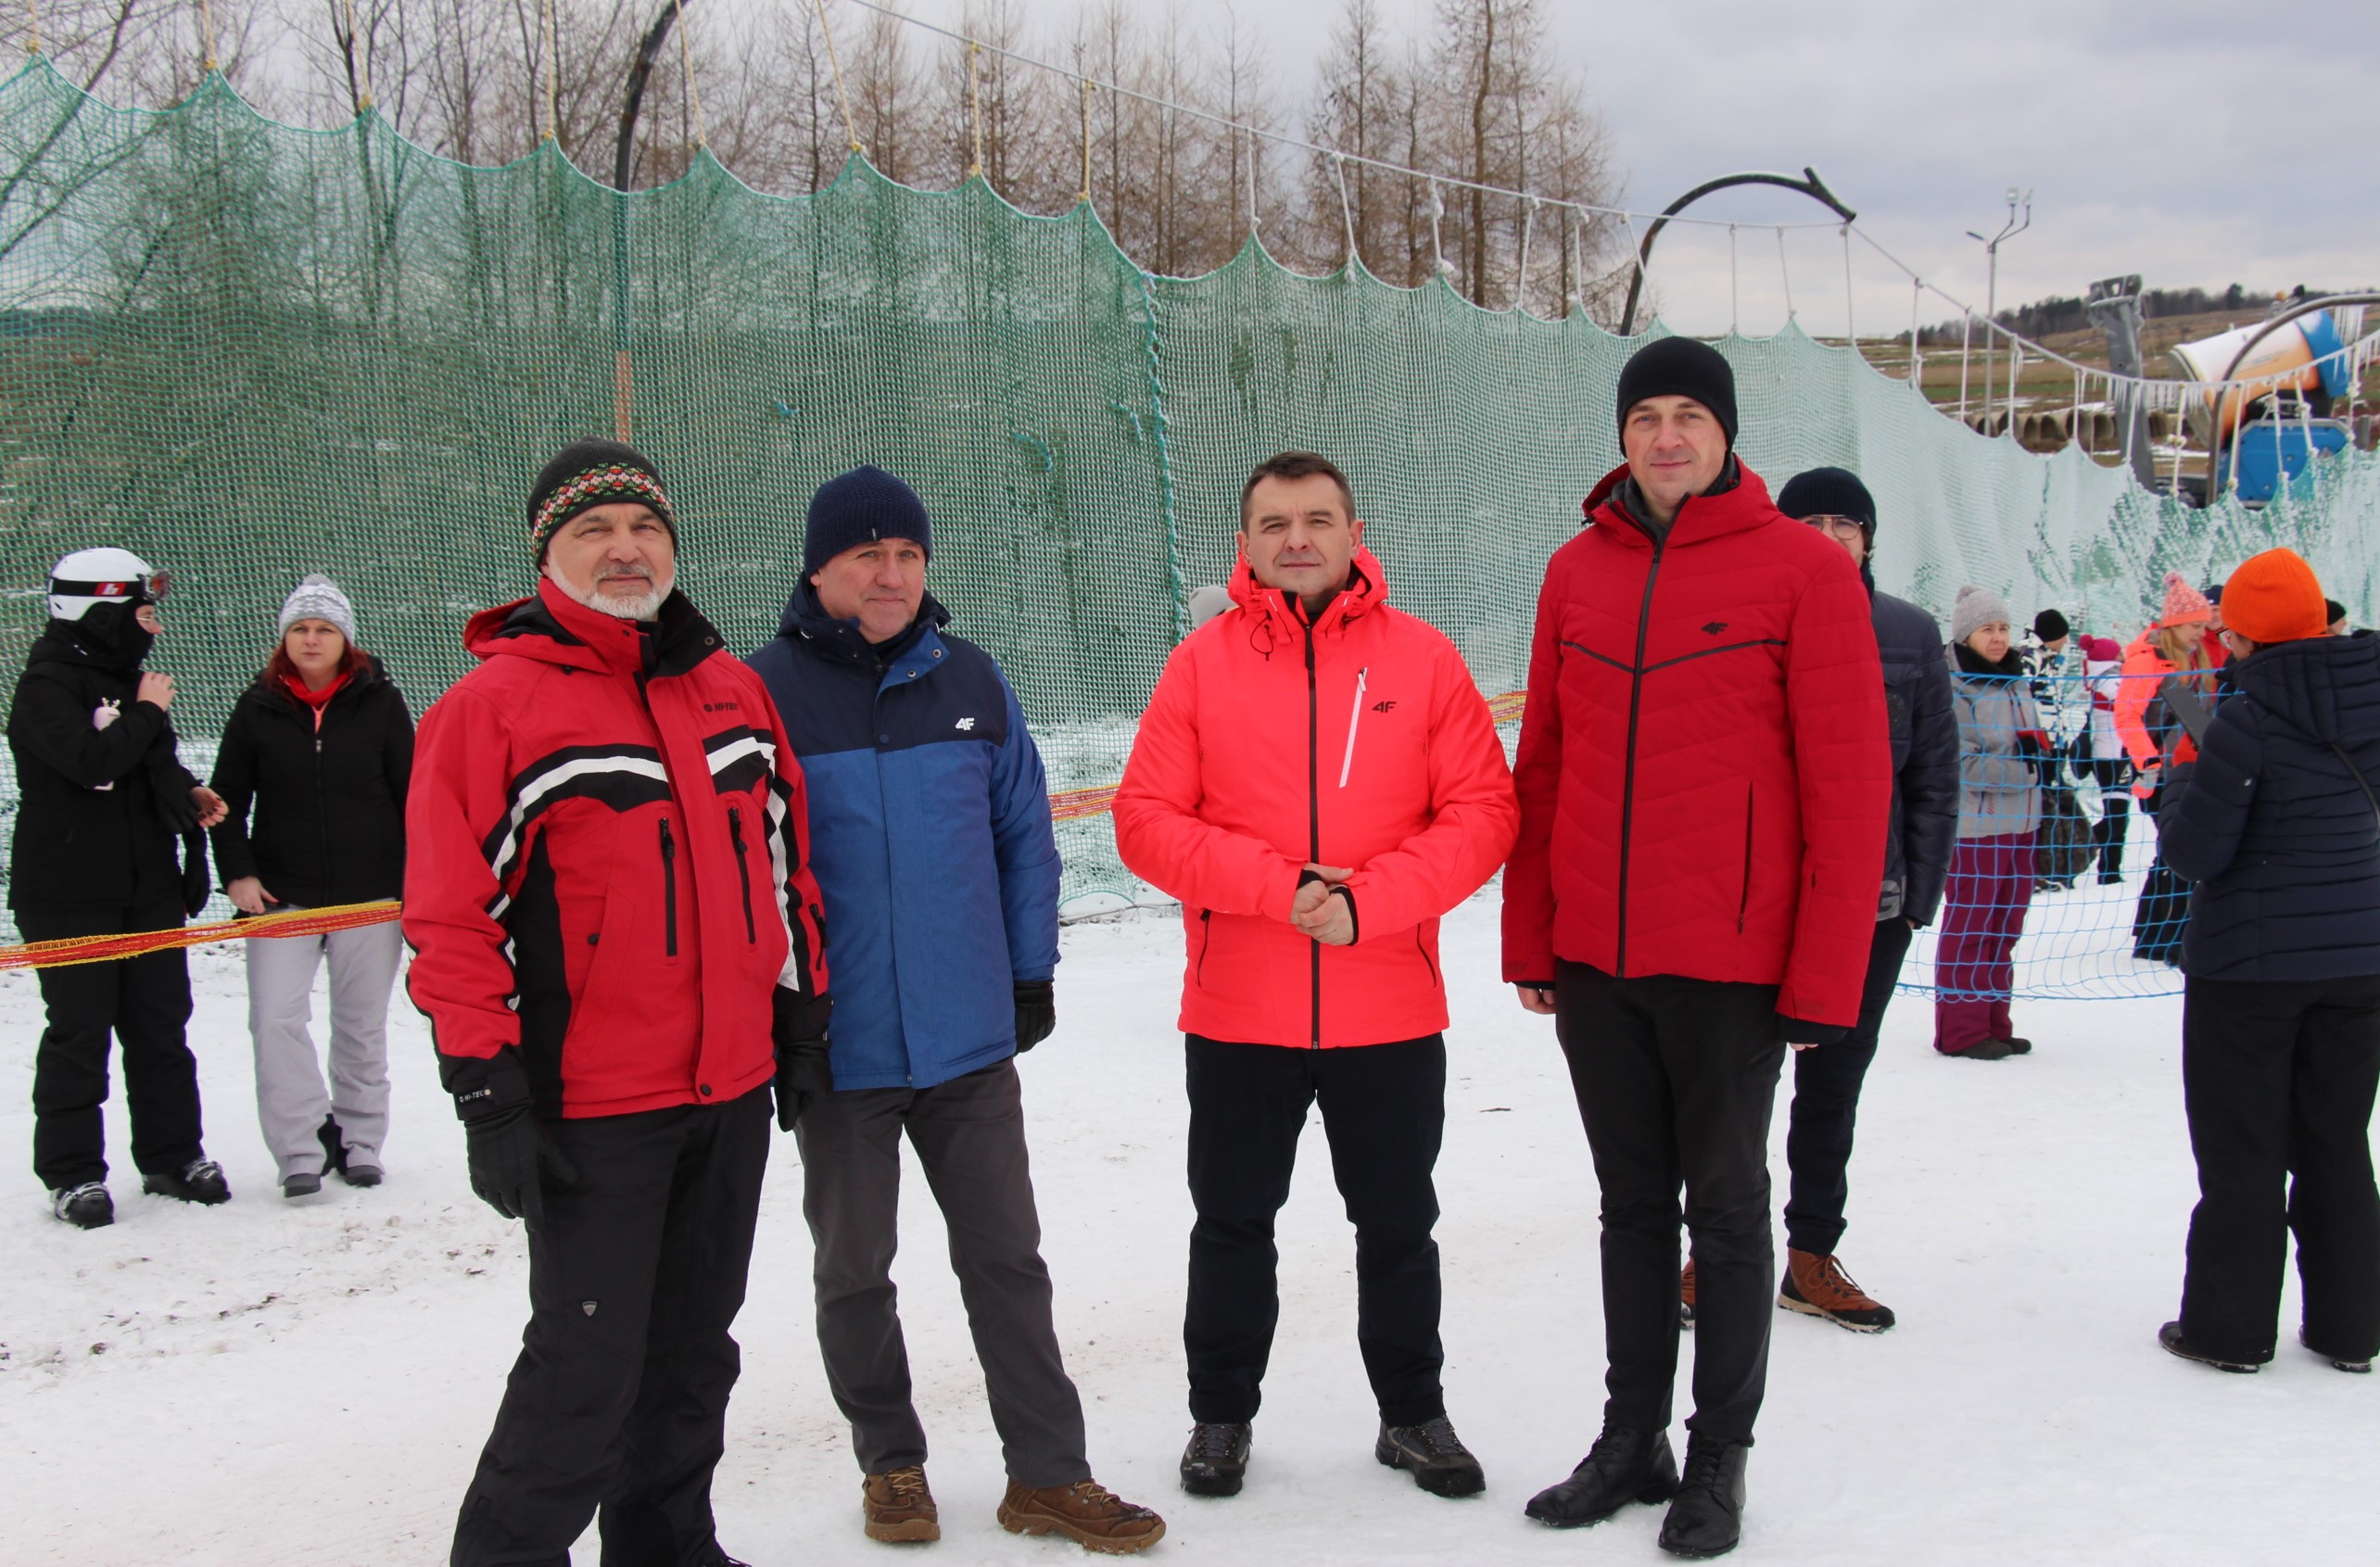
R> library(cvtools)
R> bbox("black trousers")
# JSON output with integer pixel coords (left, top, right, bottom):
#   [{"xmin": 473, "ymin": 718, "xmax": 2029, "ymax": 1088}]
[
  {"xmin": 452, "ymin": 1088, "xmax": 771, "ymax": 1567},
  {"xmin": 2180, "ymin": 975, "xmax": 2380, "ymax": 1363},
  {"xmin": 1555, "ymin": 962, "xmax": 1784, "ymax": 1444},
  {"xmin": 2088, "ymin": 758, "xmax": 2131, "ymax": 878},
  {"xmin": 19, "ymin": 899, "xmax": 200, "ymax": 1190},
  {"xmin": 1184, "ymin": 1033, "xmax": 1447, "ymax": 1428},
  {"xmin": 1783, "ymin": 917, "xmax": 1915, "ymax": 1257}
]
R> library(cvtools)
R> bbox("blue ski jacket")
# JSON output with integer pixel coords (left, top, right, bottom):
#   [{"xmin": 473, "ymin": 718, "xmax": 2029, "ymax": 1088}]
[{"xmin": 749, "ymin": 587, "xmax": 1060, "ymax": 1091}]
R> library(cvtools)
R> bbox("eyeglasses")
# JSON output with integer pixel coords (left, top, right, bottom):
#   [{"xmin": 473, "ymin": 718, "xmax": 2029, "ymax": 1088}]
[{"xmin": 1799, "ymin": 514, "xmax": 1867, "ymax": 540}]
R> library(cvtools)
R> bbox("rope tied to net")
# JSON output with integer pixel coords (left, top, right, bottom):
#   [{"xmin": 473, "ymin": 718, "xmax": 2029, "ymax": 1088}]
[
  {"xmin": 1077, "ymin": 78, "xmax": 1093, "ymax": 204},
  {"xmin": 340, "ymin": 0, "xmax": 374, "ymax": 110},
  {"xmin": 1331, "ymin": 151, "xmax": 1357, "ymax": 270},
  {"xmin": 1728, "ymin": 223, "xmax": 1739, "ymax": 335},
  {"xmin": 672, "ymin": 0, "xmax": 707, "ymax": 149},
  {"xmin": 537, "ymin": 0, "xmax": 559, "ymax": 142},
  {"xmin": 1515, "ymin": 195, "xmax": 1537, "ymax": 315},
  {"xmin": 1841, "ymin": 223, "xmax": 1855, "ymax": 352},
  {"xmin": 965, "ymin": 38, "xmax": 983, "ymax": 179},
  {"xmin": 1427, "ymin": 178, "xmax": 1449, "ymax": 278},
  {"xmin": 813, "ymin": 0, "xmax": 863, "ymax": 154},
  {"xmin": 1775, "ymin": 224, "xmax": 1794, "ymax": 321},
  {"xmin": 195, "ymin": 0, "xmax": 219, "ymax": 71},
  {"xmin": 22, "ymin": 0, "xmax": 39, "ymax": 57},
  {"xmin": 1908, "ymin": 277, "xmax": 1923, "ymax": 385}
]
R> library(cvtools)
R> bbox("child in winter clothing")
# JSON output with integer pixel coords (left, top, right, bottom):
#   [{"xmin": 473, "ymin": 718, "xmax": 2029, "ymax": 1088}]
[
  {"xmin": 1935, "ymin": 585, "xmax": 2044, "ymax": 1059},
  {"xmin": 2080, "ymin": 634, "xmax": 2133, "ymax": 882},
  {"xmin": 2117, "ymin": 574, "xmax": 2218, "ymax": 965}
]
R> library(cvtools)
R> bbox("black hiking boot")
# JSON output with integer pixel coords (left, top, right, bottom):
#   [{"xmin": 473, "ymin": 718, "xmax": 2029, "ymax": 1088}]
[
  {"xmin": 2301, "ymin": 1328, "xmax": 2373, "ymax": 1373},
  {"xmin": 143, "ymin": 1158, "xmax": 231, "ymax": 1206},
  {"xmin": 1658, "ymin": 1435, "xmax": 1749, "ymax": 1559},
  {"xmin": 282, "ymin": 1171, "xmax": 323, "ymax": 1199},
  {"xmin": 2158, "ymin": 1321, "xmax": 2266, "ymax": 1372},
  {"xmin": 1524, "ymin": 1426, "xmax": 1677, "ymax": 1527},
  {"xmin": 1179, "ymin": 1422, "xmax": 1251, "ymax": 1497},
  {"xmin": 50, "ymin": 1182, "xmax": 113, "ymax": 1230},
  {"xmin": 1375, "ymin": 1416, "xmax": 1485, "ymax": 1497},
  {"xmin": 1939, "ymin": 1038, "xmax": 2017, "ymax": 1060}
]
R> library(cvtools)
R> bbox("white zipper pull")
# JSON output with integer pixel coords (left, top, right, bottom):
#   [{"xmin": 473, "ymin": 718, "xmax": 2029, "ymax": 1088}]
[{"xmin": 1339, "ymin": 666, "xmax": 1369, "ymax": 788}]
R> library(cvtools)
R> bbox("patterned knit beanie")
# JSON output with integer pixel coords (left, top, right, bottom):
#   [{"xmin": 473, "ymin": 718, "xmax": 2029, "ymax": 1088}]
[
  {"xmin": 278, "ymin": 574, "xmax": 356, "ymax": 641},
  {"xmin": 527, "ymin": 438, "xmax": 676, "ymax": 561},
  {"xmin": 2158, "ymin": 571, "xmax": 2212, "ymax": 627}
]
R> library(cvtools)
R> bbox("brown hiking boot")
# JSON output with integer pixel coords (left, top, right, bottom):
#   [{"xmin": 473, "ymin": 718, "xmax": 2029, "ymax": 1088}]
[
  {"xmin": 1779, "ymin": 1249, "xmax": 1896, "ymax": 1333},
  {"xmin": 1679, "ymin": 1258, "xmax": 1696, "ymax": 1329},
  {"xmin": 862, "ymin": 1466, "xmax": 940, "ymax": 1543},
  {"xmin": 997, "ymin": 1478, "xmax": 1166, "ymax": 1555}
]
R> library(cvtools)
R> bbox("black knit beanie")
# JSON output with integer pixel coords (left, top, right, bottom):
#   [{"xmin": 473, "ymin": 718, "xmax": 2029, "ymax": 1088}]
[
  {"xmin": 528, "ymin": 438, "xmax": 677, "ymax": 560},
  {"xmin": 1776, "ymin": 467, "xmax": 1876, "ymax": 534},
  {"xmin": 1615, "ymin": 336, "xmax": 1739, "ymax": 449},
  {"xmin": 2033, "ymin": 608, "xmax": 2070, "ymax": 642},
  {"xmin": 804, "ymin": 465, "xmax": 933, "ymax": 578}
]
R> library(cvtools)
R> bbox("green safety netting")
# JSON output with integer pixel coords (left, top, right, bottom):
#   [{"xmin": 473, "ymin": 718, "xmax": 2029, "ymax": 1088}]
[{"xmin": 2, "ymin": 59, "xmax": 2374, "ymax": 964}]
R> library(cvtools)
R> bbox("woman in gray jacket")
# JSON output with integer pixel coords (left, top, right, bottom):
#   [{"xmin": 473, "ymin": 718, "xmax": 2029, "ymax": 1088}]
[{"xmin": 1934, "ymin": 586, "xmax": 2046, "ymax": 1059}]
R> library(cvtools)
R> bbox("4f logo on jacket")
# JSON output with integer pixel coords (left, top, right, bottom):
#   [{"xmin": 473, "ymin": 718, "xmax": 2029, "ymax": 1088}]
[{"xmin": 955, "ymin": 717, "xmax": 976, "ymax": 731}]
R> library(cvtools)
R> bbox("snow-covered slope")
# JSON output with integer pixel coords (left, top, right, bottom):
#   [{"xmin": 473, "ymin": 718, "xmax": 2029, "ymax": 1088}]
[{"xmin": 2, "ymin": 897, "xmax": 2373, "ymax": 1565}]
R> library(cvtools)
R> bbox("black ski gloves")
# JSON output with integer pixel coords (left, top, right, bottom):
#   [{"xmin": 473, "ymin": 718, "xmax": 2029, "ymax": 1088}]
[
  {"xmin": 773, "ymin": 985, "xmax": 834, "ymax": 1131},
  {"xmin": 465, "ymin": 1104, "xmax": 578, "ymax": 1227},
  {"xmin": 1013, "ymin": 979, "xmax": 1056, "ymax": 1053},
  {"xmin": 1778, "ymin": 1014, "xmax": 1849, "ymax": 1047}
]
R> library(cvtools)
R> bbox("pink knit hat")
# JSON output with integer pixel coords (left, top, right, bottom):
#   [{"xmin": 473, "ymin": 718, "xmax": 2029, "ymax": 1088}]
[{"xmin": 2159, "ymin": 571, "xmax": 2212, "ymax": 627}]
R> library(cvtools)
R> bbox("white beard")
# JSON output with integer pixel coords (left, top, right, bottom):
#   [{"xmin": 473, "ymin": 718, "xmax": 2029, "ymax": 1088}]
[{"xmin": 550, "ymin": 562, "xmax": 673, "ymax": 622}]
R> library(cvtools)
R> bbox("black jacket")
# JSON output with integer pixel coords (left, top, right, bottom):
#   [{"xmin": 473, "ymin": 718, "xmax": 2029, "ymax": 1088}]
[
  {"xmin": 1873, "ymin": 576, "xmax": 1961, "ymax": 926},
  {"xmin": 6, "ymin": 622, "xmax": 205, "ymax": 914},
  {"xmin": 209, "ymin": 657, "xmax": 414, "ymax": 907},
  {"xmin": 2160, "ymin": 633, "xmax": 2380, "ymax": 982}
]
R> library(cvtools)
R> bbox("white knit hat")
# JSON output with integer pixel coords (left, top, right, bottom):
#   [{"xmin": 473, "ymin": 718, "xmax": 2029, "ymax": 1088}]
[
  {"xmin": 1950, "ymin": 583, "xmax": 2012, "ymax": 646},
  {"xmin": 278, "ymin": 574, "xmax": 357, "ymax": 641}
]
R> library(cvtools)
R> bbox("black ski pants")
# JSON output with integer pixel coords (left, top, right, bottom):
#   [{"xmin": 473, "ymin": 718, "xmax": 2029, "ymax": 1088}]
[
  {"xmin": 1555, "ymin": 962, "xmax": 1784, "ymax": 1445},
  {"xmin": 19, "ymin": 899, "xmax": 200, "ymax": 1190},
  {"xmin": 2180, "ymin": 974, "xmax": 2380, "ymax": 1364},
  {"xmin": 1184, "ymin": 1033, "xmax": 1447, "ymax": 1428},
  {"xmin": 2089, "ymin": 758, "xmax": 2132, "ymax": 879},
  {"xmin": 451, "ymin": 1088, "xmax": 771, "ymax": 1567},
  {"xmin": 1783, "ymin": 917, "xmax": 1914, "ymax": 1257}
]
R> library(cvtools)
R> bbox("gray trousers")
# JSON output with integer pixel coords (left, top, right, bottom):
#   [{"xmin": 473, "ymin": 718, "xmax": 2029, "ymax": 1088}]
[
  {"xmin": 245, "ymin": 914, "xmax": 402, "ymax": 1180},
  {"xmin": 794, "ymin": 1059, "xmax": 1090, "ymax": 1487}
]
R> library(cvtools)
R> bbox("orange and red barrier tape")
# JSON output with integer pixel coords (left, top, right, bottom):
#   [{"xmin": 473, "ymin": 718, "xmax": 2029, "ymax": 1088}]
[{"xmin": 0, "ymin": 900, "xmax": 403, "ymax": 972}]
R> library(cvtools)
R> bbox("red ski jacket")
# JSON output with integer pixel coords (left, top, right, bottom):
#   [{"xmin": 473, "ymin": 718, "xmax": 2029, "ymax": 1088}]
[
  {"xmin": 1501, "ymin": 461, "xmax": 1890, "ymax": 1029},
  {"xmin": 403, "ymin": 579, "xmax": 829, "ymax": 1118},
  {"xmin": 1114, "ymin": 548, "xmax": 1517, "ymax": 1047}
]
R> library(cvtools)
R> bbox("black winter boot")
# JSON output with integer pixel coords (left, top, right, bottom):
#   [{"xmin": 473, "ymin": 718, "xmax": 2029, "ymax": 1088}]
[
  {"xmin": 2301, "ymin": 1328, "xmax": 2373, "ymax": 1373},
  {"xmin": 317, "ymin": 1116, "xmax": 349, "ymax": 1178},
  {"xmin": 50, "ymin": 1182, "xmax": 113, "ymax": 1230},
  {"xmin": 2158, "ymin": 1321, "xmax": 2265, "ymax": 1372},
  {"xmin": 1180, "ymin": 1422, "xmax": 1251, "ymax": 1497},
  {"xmin": 1658, "ymin": 1435, "xmax": 1748, "ymax": 1559},
  {"xmin": 143, "ymin": 1158, "xmax": 230, "ymax": 1206},
  {"xmin": 1375, "ymin": 1417, "xmax": 1485, "ymax": 1497},
  {"xmin": 1524, "ymin": 1426, "xmax": 1677, "ymax": 1527}
]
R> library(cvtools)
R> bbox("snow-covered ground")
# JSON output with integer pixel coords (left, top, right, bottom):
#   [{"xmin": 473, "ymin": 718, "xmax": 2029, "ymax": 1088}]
[{"xmin": 3, "ymin": 896, "xmax": 2374, "ymax": 1566}]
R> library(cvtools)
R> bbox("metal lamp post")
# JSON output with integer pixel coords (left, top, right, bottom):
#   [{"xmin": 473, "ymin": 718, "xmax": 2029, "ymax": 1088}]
[{"xmin": 1966, "ymin": 187, "xmax": 2032, "ymax": 429}]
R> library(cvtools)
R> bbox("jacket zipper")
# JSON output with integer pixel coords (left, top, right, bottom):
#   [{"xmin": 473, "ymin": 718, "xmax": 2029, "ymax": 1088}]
[
  {"xmin": 1414, "ymin": 928, "xmax": 1439, "ymax": 988},
  {"xmin": 1338, "ymin": 666, "xmax": 1369, "ymax": 788},
  {"xmin": 1737, "ymin": 783, "xmax": 1755, "ymax": 933},
  {"xmin": 1196, "ymin": 908, "xmax": 1212, "ymax": 985},
  {"xmin": 1305, "ymin": 613, "xmax": 1323, "ymax": 1048},
  {"xmin": 1613, "ymin": 537, "xmax": 1666, "ymax": 977},
  {"xmin": 728, "ymin": 804, "xmax": 756, "ymax": 943},
  {"xmin": 657, "ymin": 815, "xmax": 679, "ymax": 957}
]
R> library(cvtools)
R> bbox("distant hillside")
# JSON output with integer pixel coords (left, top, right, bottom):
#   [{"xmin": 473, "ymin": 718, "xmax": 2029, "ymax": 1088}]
[{"xmin": 1916, "ymin": 284, "xmax": 2367, "ymax": 350}]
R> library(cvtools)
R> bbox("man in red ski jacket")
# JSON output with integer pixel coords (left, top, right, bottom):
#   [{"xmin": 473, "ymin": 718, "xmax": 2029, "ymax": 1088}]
[
  {"xmin": 1114, "ymin": 451, "xmax": 1517, "ymax": 1503},
  {"xmin": 1504, "ymin": 341, "xmax": 1888, "ymax": 1557},
  {"xmin": 405, "ymin": 438, "xmax": 830, "ymax": 1567}
]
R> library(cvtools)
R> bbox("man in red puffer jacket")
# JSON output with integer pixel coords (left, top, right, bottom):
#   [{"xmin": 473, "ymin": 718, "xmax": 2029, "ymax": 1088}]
[
  {"xmin": 405, "ymin": 438, "xmax": 831, "ymax": 1567},
  {"xmin": 1114, "ymin": 451, "xmax": 1517, "ymax": 1505},
  {"xmin": 1504, "ymin": 340, "xmax": 1889, "ymax": 1558}
]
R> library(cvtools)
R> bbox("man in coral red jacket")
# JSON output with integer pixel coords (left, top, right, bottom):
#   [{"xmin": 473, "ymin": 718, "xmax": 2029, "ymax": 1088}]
[
  {"xmin": 1504, "ymin": 342, "xmax": 1888, "ymax": 1558},
  {"xmin": 404, "ymin": 439, "xmax": 830, "ymax": 1567},
  {"xmin": 1114, "ymin": 451, "xmax": 1518, "ymax": 1503}
]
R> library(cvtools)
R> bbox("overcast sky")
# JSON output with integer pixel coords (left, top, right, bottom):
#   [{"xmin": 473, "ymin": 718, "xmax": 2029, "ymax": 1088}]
[{"xmin": 883, "ymin": 0, "xmax": 2379, "ymax": 338}]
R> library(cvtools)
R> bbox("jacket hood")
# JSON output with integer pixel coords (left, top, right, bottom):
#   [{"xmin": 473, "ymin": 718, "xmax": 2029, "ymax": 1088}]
[
  {"xmin": 2232, "ymin": 633, "xmax": 2380, "ymax": 748},
  {"xmin": 1223, "ymin": 542, "xmax": 1389, "ymax": 650},
  {"xmin": 1583, "ymin": 457, "xmax": 1771, "ymax": 550},
  {"xmin": 465, "ymin": 576, "xmax": 722, "ymax": 677},
  {"xmin": 774, "ymin": 579, "xmax": 952, "ymax": 667}
]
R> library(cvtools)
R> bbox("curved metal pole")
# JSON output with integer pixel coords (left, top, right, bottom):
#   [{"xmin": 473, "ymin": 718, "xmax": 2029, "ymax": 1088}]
[
  {"xmin": 614, "ymin": 0, "xmax": 688, "ymax": 192},
  {"xmin": 1618, "ymin": 166, "xmax": 1855, "ymax": 336},
  {"xmin": 2207, "ymin": 291, "xmax": 2380, "ymax": 504}
]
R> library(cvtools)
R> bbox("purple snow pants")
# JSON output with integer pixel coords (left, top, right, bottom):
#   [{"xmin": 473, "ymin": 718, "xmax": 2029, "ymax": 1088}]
[{"xmin": 1933, "ymin": 831, "xmax": 2035, "ymax": 1054}]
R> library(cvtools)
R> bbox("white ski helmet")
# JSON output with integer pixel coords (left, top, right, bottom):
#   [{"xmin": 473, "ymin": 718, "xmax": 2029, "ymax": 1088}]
[{"xmin": 47, "ymin": 547, "xmax": 165, "ymax": 622}]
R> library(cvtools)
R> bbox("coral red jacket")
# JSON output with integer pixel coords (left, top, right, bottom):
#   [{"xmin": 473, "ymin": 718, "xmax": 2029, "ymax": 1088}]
[
  {"xmin": 404, "ymin": 579, "xmax": 829, "ymax": 1118},
  {"xmin": 1114, "ymin": 548, "xmax": 1518, "ymax": 1047},
  {"xmin": 1501, "ymin": 461, "xmax": 1890, "ymax": 1029},
  {"xmin": 2113, "ymin": 628, "xmax": 2212, "ymax": 799}
]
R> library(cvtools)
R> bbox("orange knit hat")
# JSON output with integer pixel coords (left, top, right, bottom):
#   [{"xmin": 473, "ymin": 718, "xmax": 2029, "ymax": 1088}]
[
  {"xmin": 2158, "ymin": 571, "xmax": 2212, "ymax": 627},
  {"xmin": 2221, "ymin": 548, "xmax": 2329, "ymax": 646}
]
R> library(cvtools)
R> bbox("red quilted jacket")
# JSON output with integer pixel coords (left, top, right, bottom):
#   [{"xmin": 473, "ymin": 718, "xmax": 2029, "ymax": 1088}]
[
  {"xmin": 1500, "ymin": 461, "xmax": 1890, "ymax": 1028},
  {"xmin": 1114, "ymin": 548, "xmax": 1518, "ymax": 1047},
  {"xmin": 403, "ymin": 579, "xmax": 829, "ymax": 1118}
]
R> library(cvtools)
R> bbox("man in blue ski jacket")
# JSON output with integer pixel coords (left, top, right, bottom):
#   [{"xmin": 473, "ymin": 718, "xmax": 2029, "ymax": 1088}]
[{"xmin": 748, "ymin": 465, "xmax": 1163, "ymax": 1555}]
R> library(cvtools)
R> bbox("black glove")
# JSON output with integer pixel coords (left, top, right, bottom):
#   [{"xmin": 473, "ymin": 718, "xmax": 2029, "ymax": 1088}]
[
  {"xmin": 463, "ymin": 1103, "xmax": 577, "ymax": 1228},
  {"xmin": 1013, "ymin": 979, "xmax": 1056, "ymax": 1053},
  {"xmin": 1778, "ymin": 1014, "xmax": 1849, "ymax": 1047},
  {"xmin": 156, "ymin": 781, "xmax": 200, "ymax": 833},
  {"xmin": 773, "ymin": 985, "xmax": 834, "ymax": 1131}
]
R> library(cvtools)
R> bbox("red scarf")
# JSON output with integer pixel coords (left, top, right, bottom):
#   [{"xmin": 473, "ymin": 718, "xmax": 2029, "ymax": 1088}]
[{"xmin": 280, "ymin": 668, "xmax": 350, "ymax": 729}]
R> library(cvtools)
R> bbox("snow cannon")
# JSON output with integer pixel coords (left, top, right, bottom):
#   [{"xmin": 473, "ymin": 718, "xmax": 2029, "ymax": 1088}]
[{"xmin": 2171, "ymin": 308, "xmax": 2352, "ymax": 448}]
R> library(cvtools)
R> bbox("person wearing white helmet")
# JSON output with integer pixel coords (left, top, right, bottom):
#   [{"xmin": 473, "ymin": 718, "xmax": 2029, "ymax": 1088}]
[{"xmin": 8, "ymin": 547, "xmax": 229, "ymax": 1229}]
